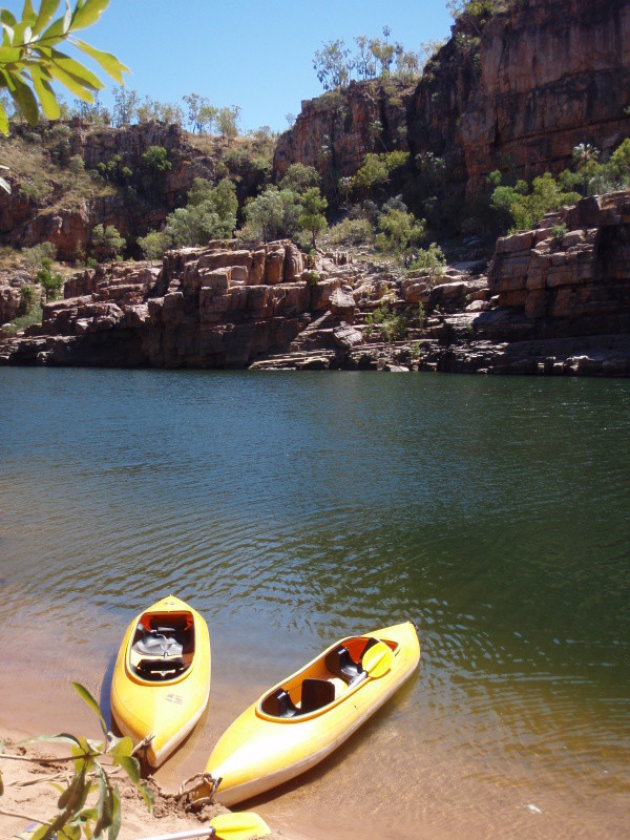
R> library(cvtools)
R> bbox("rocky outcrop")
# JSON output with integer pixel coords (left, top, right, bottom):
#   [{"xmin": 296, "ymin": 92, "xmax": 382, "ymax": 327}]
[
  {"xmin": 0, "ymin": 121, "xmax": 214, "ymax": 259},
  {"xmin": 482, "ymin": 190, "xmax": 630, "ymax": 340},
  {"xmin": 4, "ymin": 190, "xmax": 630, "ymax": 376},
  {"xmin": 410, "ymin": 0, "xmax": 630, "ymax": 198},
  {"xmin": 277, "ymin": 0, "xmax": 630, "ymax": 205},
  {"xmin": 0, "ymin": 241, "xmax": 357, "ymax": 367},
  {"xmin": 273, "ymin": 79, "xmax": 414, "ymax": 189}
]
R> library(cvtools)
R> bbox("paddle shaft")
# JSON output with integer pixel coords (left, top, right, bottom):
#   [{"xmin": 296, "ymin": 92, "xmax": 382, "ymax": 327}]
[{"xmin": 136, "ymin": 829, "xmax": 214, "ymax": 840}]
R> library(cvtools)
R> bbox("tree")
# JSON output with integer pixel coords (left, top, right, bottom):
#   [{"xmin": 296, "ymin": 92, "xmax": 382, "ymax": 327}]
[
  {"xmin": 572, "ymin": 142, "xmax": 600, "ymax": 196},
  {"xmin": 156, "ymin": 101, "xmax": 185, "ymax": 126},
  {"xmin": 375, "ymin": 208, "xmax": 425, "ymax": 259},
  {"xmin": 279, "ymin": 163, "xmax": 320, "ymax": 193},
  {"xmin": 198, "ymin": 101, "xmax": 217, "ymax": 135},
  {"xmin": 162, "ymin": 178, "xmax": 238, "ymax": 247},
  {"xmin": 37, "ymin": 257, "xmax": 64, "ymax": 301},
  {"xmin": 0, "ymin": 0, "xmax": 128, "ymax": 135},
  {"xmin": 141, "ymin": 145, "xmax": 171, "ymax": 197},
  {"xmin": 137, "ymin": 229, "xmax": 167, "ymax": 262},
  {"xmin": 113, "ymin": 85, "xmax": 138, "ymax": 125},
  {"xmin": 353, "ymin": 36, "xmax": 377, "ymax": 79},
  {"xmin": 243, "ymin": 186, "xmax": 301, "ymax": 242},
  {"xmin": 91, "ymin": 223, "xmax": 126, "ymax": 261},
  {"xmin": 298, "ymin": 187, "xmax": 327, "ymax": 249},
  {"xmin": 313, "ymin": 39, "xmax": 352, "ymax": 90},
  {"xmin": 217, "ymin": 105, "xmax": 240, "ymax": 145}
]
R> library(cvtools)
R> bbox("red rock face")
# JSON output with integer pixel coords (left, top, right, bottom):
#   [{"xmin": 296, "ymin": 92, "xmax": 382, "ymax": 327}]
[
  {"xmin": 485, "ymin": 190, "xmax": 630, "ymax": 337},
  {"xmin": 410, "ymin": 0, "xmax": 630, "ymax": 198},
  {"xmin": 273, "ymin": 79, "xmax": 414, "ymax": 188},
  {"xmin": 279, "ymin": 1, "xmax": 630, "ymax": 202}
]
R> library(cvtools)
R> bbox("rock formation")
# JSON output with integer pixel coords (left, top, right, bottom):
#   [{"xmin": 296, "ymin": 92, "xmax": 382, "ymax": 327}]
[
  {"xmin": 273, "ymin": 79, "xmax": 414, "ymax": 188},
  {"xmin": 276, "ymin": 0, "xmax": 630, "ymax": 202},
  {"xmin": 3, "ymin": 190, "xmax": 630, "ymax": 376},
  {"xmin": 0, "ymin": 121, "xmax": 215, "ymax": 260}
]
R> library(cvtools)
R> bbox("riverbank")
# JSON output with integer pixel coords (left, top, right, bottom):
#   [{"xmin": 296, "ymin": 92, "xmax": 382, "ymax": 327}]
[
  {"xmin": 0, "ymin": 734, "xmax": 255, "ymax": 840},
  {"xmin": 2, "ymin": 192, "xmax": 630, "ymax": 376}
]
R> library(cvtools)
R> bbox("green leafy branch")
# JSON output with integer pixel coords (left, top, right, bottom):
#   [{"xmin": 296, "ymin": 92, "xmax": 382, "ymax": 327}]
[
  {"xmin": 0, "ymin": 682, "xmax": 152, "ymax": 840},
  {"xmin": 0, "ymin": 0, "xmax": 129, "ymax": 135}
]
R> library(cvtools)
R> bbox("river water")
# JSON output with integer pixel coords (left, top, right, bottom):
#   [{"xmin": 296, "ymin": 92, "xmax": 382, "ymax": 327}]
[{"xmin": 1, "ymin": 368, "xmax": 629, "ymax": 838}]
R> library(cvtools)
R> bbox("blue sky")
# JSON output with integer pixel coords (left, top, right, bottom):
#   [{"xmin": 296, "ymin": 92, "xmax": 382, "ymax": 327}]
[{"xmin": 8, "ymin": 0, "xmax": 455, "ymax": 131}]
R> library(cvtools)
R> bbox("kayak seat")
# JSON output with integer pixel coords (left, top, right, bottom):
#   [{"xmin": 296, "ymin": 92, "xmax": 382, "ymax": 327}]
[
  {"xmin": 261, "ymin": 688, "xmax": 298, "ymax": 718},
  {"xmin": 133, "ymin": 627, "xmax": 184, "ymax": 659},
  {"xmin": 137, "ymin": 656, "xmax": 186, "ymax": 678},
  {"xmin": 300, "ymin": 678, "xmax": 336, "ymax": 713},
  {"xmin": 325, "ymin": 645, "xmax": 365, "ymax": 685}
]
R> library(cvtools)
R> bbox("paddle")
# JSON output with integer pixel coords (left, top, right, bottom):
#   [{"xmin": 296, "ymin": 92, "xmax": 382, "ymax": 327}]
[
  {"xmin": 135, "ymin": 811, "xmax": 271, "ymax": 840},
  {"xmin": 361, "ymin": 640, "xmax": 394, "ymax": 678}
]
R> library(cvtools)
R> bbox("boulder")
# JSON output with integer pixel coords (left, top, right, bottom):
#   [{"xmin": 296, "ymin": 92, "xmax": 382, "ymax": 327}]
[
  {"xmin": 265, "ymin": 248, "xmax": 285, "ymax": 284},
  {"xmin": 330, "ymin": 286, "xmax": 356, "ymax": 322}
]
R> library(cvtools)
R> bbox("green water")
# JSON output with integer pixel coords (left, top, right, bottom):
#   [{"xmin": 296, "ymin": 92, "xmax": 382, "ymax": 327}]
[{"xmin": 1, "ymin": 368, "xmax": 629, "ymax": 837}]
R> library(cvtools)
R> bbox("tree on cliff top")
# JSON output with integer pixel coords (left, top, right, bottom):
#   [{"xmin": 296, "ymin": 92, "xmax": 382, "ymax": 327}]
[{"xmin": 0, "ymin": 0, "xmax": 128, "ymax": 134}]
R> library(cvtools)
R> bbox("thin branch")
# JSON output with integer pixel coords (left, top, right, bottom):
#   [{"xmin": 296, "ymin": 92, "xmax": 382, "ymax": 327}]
[
  {"xmin": 0, "ymin": 753, "xmax": 78, "ymax": 764},
  {"xmin": 0, "ymin": 806, "xmax": 48, "ymax": 825}
]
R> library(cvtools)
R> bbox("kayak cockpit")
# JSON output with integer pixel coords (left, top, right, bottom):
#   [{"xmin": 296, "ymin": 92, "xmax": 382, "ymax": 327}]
[
  {"xmin": 259, "ymin": 635, "xmax": 397, "ymax": 719},
  {"xmin": 128, "ymin": 610, "xmax": 195, "ymax": 681}
]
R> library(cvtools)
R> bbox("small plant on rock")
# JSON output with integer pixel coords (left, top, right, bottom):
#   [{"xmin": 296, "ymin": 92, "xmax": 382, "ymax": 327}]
[
  {"xmin": 18, "ymin": 284, "xmax": 35, "ymax": 315},
  {"xmin": 551, "ymin": 223, "xmax": 567, "ymax": 247}
]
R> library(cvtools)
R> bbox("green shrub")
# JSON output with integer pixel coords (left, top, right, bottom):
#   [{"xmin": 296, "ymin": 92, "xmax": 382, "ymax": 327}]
[
  {"xmin": 1, "ymin": 300, "xmax": 43, "ymax": 334},
  {"xmin": 23, "ymin": 242, "xmax": 56, "ymax": 273},
  {"xmin": 490, "ymin": 171, "xmax": 580, "ymax": 231},
  {"xmin": 90, "ymin": 224, "xmax": 126, "ymax": 262},
  {"xmin": 68, "ymin": 154, "xmax": 85, "ymax": 174},
  {"xmin": 304, "ymin": 269, "xmax": 320, "ymax": 286},
  {"xmin": 353, "ymin": 151, "xmax": 410, "ymax": 193},
  {"xmin": 279, "ymin": 163, "xmax": 320, "ymax": 193},
  {"xmin": 551, "ymin": 223, "xmax": 567, "ymax": 246},
  {"xmin": 328, "ymin": 217, "xmax": 374, "ymax": 246},
  {"xmin": 137, "ymin": 230, "xmax": 168, "ymax": 261},
  {"xmin": 162, "ymin": 178, "xmax": 237, "ymax": 247},
  {"xmin": 37, "ymin": 258, "xmax": 64, "ymax": 301},
  {"xmin": 242, "ymin": 186, "xmax": 301, "ymax": 242},
  {"xmin": 407, "ymin": 242, "xmax": 446, "ymax": 275},
  {"xmin": 17, "ymin": 284, "xmax": 36, "ymax": 315},
  {"xmin": 365, "ymin": 302, "xmax": 410, "ymax": 341},
  {"xmin": 375, "ymin": 208, "xmax": 425, "ymax": 260}
]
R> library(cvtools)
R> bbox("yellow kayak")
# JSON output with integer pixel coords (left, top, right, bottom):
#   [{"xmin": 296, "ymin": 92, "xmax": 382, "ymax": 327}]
[
  {"xmin": 205, "ymin": 621, "xmax": 420, "ymax": 805},
  {"xmin": 110, "ymin": 595, "xmax": 211, "ymax": 768}
]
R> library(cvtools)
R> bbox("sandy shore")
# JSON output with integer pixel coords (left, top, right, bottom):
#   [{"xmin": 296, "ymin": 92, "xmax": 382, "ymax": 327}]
[{"xmin": 0, "ymin": 730, "xmax": 288, "ymax": 840}]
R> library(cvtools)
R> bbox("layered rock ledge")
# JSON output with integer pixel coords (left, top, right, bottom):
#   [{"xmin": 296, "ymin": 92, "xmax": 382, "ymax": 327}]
[{"xmin": 2, "ymin": 191, "xmax": 630, "ymax": 376}]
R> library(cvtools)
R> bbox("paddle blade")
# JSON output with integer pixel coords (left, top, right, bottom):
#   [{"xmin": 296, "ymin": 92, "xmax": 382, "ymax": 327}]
[
  {"xmin": 209, "ymin": 811, "xmax": 271, "ymax": 840},
  {"xmin": 362, "ymin": 640, "xmax": 394, "ymax": 678}
]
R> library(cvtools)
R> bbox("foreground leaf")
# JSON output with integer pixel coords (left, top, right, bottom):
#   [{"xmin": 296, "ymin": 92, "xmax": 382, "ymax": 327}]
[
  {"xmin": 71, "ymin": 0, "xmax": 109, "ymax": 31},
  {"xmin": 73, "ymin": 681, "xmax": 108, "ymax": 735},
  {"xmin": 114, "ymin": 754, "xmax": 140, "ymax": 784},
  {"xmin": 74, "ymin": 39, "xmax": 128, "ymax": 83},
  {"xmin": 33, "ymin": 0, "xmax": 61, "ymax": 35}
]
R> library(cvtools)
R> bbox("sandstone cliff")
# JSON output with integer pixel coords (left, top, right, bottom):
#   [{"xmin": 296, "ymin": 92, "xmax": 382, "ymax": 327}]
[
  {"xmin": 276, "ymin": 0, "xmax": 630, "ymax": 207},
  {"xmin": 273, "ymin": 79, "xmax": 415, "ymax": 192}
]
